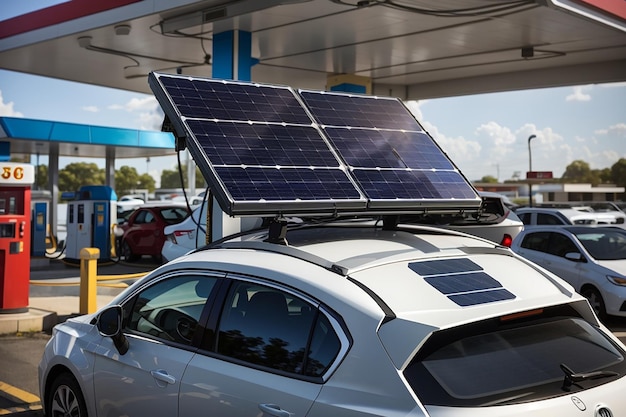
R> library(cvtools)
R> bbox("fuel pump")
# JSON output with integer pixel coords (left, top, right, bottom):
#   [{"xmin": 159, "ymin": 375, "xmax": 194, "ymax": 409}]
[
  {"xmin": 65, "ymin": 185, "xmax": 117, "ymax": 263},
  {"xmin": 0, "ymin": 162, "xmax": 35, "ymax": 313}
]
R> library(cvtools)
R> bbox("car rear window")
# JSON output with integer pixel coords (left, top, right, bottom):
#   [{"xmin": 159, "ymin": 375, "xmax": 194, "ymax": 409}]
[{"xmin": 404, "ymin": 306, "xmax": 626, "ymax": 406}]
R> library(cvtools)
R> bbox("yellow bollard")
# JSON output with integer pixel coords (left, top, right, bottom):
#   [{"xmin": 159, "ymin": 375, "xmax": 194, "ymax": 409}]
[{"xmin": 79, "ymin": 248, "xmax": 100, "ymax": 314}]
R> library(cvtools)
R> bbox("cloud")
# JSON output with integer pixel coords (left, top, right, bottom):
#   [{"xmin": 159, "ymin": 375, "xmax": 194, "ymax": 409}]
[
  {"xmin": 82, "ymin": 105, "xmax": 99, "ymax": 113},
  {"xmin": 595, "ymin": 123, "xmax": 626, "ymax": 137},
  {"xmin": 108, "ymin": 96, "xmax": 158, "ymax": 113},
  {"xmin": 0, "ymin": 90, "xmax": 24, "ymax": 117},
  {"xmin": 565, "ymin": 85, "xmax": 592, "ymax": 102},
  {"xmin": 107, "ymin": 95, "xmax": 163, "ymax": 130}
]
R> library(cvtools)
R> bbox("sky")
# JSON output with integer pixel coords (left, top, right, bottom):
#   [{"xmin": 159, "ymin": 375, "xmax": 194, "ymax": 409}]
[{"xmin": 0, "ymin": 68, "xmax": 625, "ymax": 186}]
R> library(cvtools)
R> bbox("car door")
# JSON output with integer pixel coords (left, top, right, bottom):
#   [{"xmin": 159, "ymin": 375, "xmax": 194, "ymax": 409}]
[
  {"xmin": 541, "ymin": 231, "xmax": 585, "ymax": 288},
  {"xmin": 92, "ymin": 272, "xmax": 221, "ymax": 417},
  {"xmin": 179, "ymin": 278, "xmax": 343, "ymax": 417},
  {"xmin": 516, "ymin": 231, "xmax": 552, "ymax": 267}
]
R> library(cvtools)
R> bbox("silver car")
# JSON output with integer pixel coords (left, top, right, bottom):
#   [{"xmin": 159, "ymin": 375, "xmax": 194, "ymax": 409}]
[
  {"xmin": 40, "ymin": 222, "xmax": 626, "ymax": 417},
  {"xmin": 511, "ymin": 225, "xmax": 626, "ymax": 320}
]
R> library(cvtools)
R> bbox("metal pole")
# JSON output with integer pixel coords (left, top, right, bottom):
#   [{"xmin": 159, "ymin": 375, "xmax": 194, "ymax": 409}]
[{"xmin": 528, "ymin": 134, "xmax": 536, "ymax": 207}]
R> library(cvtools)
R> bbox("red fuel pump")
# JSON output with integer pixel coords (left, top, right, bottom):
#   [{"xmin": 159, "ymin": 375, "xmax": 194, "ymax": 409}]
[{"xmin": 0, "ymin": 162, "xmax": 35, "ymax": 313}]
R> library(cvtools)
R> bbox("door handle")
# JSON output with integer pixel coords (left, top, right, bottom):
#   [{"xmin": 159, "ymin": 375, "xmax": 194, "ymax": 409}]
[
  {"xmin": 150, "ymin": 369, "xmax": 176, "ymax": 385},
  {"xmin": 258, "ymin": 403, "xmax": 292, "ymax": 417}
]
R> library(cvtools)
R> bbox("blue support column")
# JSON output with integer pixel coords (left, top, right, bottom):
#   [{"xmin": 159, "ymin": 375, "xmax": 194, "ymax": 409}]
[
  {"xmin": 327, "ymin": 74, "xmax": 372, "ymax": 94},
  {"xmin": 212, "ymin": 30, "xmax": 253, "ymax": 81}
]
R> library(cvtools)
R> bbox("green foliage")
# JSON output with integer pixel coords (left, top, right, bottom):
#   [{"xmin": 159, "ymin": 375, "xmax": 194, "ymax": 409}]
[
  {"xmin": 58, "ymin": 162, "xmax": 105, "ymax": 192},
  {"xmin": 160, "ymin": 163, "xmax": 206, "ymax": 189},
  {"xmin": 610, "ymin": 158, "xmax": 626, "ymax": 188},
  {"xmin": 480, "ymin": 175, "xmax": 498, "ymax": 183},
  {"xmin": 114, "ymin": 166, "xmax": 156, "ymax": 195}
]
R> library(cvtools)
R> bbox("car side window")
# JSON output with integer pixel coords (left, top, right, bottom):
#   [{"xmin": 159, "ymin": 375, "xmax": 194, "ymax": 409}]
[
  {"xmin": 547, "ymin": 233, "xmax": 579, "ymax": 258},
  {"xmin": 124, "ymin": 275, "xmax": 217, "ymax": 344},
  {"xmin": 520, "ymin": 232, "xmax": 551, "ymax": 253},
  {"xmin": 518, "ymin": 212, "xmax": 531, "ymax": 225},
  {"xmin": 537, "ymin": 213, "xmax": 561, "ymax": 225},
  {"xmin": 216, "ymin": 281, "xmax": 340, "ymax": 377}
]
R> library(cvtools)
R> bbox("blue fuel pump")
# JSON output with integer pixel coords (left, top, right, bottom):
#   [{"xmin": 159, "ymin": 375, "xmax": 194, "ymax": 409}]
[{"xmin": 65, "ymin": 185, "xmax": 117, "ymax": 262}]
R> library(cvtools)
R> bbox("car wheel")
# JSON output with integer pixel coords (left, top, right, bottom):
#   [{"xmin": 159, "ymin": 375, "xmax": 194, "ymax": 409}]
[
  {"xmin": 47, "ymin": 373, "xmax": 88, "ymax": 417},
  {"xmin": 121, "ymin": 240, "xmax": 139, "ymax": 262},
  {"xmin": 581, "ymin": 287, "xmax": 607, "ymax": 321}
]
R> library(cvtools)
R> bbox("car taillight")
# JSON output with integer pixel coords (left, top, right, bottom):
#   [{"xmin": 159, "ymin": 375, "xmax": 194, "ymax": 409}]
[
  {"xmin": 168, "ymin": 230, "xmax": 194, "ymax": 244},
  {"xmin": 500, "ymin": 234, "xmax": 513, "ymax": 247}
]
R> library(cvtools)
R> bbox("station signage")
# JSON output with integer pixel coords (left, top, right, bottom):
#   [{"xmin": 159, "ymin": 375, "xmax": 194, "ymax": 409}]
[
  {"xmin": 526, "ymin": 171, "xmax": 553, "ymax": 180},
  {"xmin": 0, "ymin": 163, "xmax": 35, "ymax": 185}
]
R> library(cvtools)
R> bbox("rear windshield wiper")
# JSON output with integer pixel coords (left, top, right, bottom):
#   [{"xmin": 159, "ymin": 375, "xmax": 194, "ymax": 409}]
[{"xmin": 560, "ymin": 363, "xmax": 619, "ymax": 391}]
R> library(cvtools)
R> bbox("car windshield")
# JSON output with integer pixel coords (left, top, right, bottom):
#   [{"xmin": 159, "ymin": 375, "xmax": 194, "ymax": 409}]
[
  {"xmin": 575, "ymin": 230, "xmax": 626, "ymax": 260},
  {"xmin": 404, "ymin": 308, "xmax": 626, "ymax": 407}
]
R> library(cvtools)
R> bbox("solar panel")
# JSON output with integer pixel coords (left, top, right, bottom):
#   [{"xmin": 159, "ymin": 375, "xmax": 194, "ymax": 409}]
[
  {"xmin": 299, "ymin": 90, "xmax": 479, "ymax": 210},
  {"xmin": 409, "ymin": 260, "xmax": 516, "ymax": 307},
  {"xmin": 149, "ymin": 72, "xmax": 481, "ymax": 217}
]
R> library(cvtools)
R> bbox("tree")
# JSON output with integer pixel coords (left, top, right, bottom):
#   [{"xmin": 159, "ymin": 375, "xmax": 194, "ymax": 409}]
[
  {"xmin": 611, "ymin": 158, "xmax": 626, "ymax": 188},
  {"xmin": 35, "ymin": 164, "xmax": 48, "ymax": 190},
  {"xmin": 58, "ymin": 162, "xmax": 105, "ymax": 192},
  {"xmin": 479, "ymin": 175, "xmax": 498, "ymax": 183},
  {"xmin": 160, "ymin": 163, "xmax": 206, "ymax": 189},
  {"xmin": 114, "ymin": 165, "xmax": 157, "ymax": 195},
  {"xmin": 561, "ymin": 160, "xmax": 596, "ymax": 184}
]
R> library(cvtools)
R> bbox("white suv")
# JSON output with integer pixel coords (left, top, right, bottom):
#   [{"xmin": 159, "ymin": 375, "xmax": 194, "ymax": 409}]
[{"xmin": 40, "ymin": 221, "xmax": 626, "ymax": 417}]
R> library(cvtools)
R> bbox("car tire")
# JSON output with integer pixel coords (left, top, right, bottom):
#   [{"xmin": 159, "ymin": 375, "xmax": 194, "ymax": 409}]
[
  {"xmin": 47, "ymin": 373, "xmax": 88, "ymax": 417},
  {"xmin": 121, "ymin": 240, "xmax": 139, "ymax": 262},
  {"xmin": 581, "ymin": 287, "xmax": 607, "ymax": 321}
]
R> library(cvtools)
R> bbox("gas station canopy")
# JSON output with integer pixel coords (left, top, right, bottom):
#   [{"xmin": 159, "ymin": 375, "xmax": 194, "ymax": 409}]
[
  {"xmin": 1, "ymin": 0, "xmax": 625, "ymax": 101},
  {"xmin": 0, "ymin": 117, "xmax": 175, "ymax": 160}
]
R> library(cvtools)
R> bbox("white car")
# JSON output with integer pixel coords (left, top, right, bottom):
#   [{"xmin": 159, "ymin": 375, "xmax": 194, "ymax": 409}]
[
  {"xmin": 161, "ymin": 202, "xmax": 262, "ymax": 262},
  {"xmin": 511, "ymin": 225, "xmax": 626, "ymax": 320},
  {"xmin": 515, "ymin": 207, "xmax": 615, "ymax": 226},
  {"xmin": 39, "ymin": 221, "xmax": 626, "ymax": 417},
  {"xmin": 402, "ymin": 191, "xmax": 523, "ymax": 246}
]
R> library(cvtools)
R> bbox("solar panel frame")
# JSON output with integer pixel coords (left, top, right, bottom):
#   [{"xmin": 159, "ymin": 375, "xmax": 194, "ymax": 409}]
[{"xmin": 149, "ymin": 72, "xmax": 481, "ymax": 217}]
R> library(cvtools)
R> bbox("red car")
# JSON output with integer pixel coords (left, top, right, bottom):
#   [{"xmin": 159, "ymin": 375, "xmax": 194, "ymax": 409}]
[{"xmin": 119, "ymin": 204, "xmax": 190, "ymax": 262}]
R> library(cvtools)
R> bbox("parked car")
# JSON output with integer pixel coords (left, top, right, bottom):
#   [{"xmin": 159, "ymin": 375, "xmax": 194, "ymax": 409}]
[
  {"xmin": 40, "ymin": 221, "xmax": 626, "ymax": 417},
  {"xmin": 511, "ymin": 225, "xmax": 626, "ymax": 320},
  {"xmin": 401, "ymin": 191, "xmax": 523, "ymax": 246},
  {"xmin": 116, "ymin": 195, "xmax": 145, "ymax": 213},
  {"xmin": 118, "ymin": 204, "xmax": 190, "ymax": 262},
  {"xmin": 515, "ymin": 207, "xmax": 616, "ymax": 226},
  {"xmin": 161, "ymin": 203, "xmax": 263, "ymax": 262}
]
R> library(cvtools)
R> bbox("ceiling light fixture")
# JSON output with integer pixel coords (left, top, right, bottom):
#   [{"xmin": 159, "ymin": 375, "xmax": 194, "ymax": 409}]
[
  {"xmin": 160, "ymin": 0, "xmax": 311, "ymax": 33},
  {"xmin": 77, "ymin": 36, "xmax": 92, "ymax": 48},
  {"xmin": 114, "ymin": 24, "xmax": 131, "ymax": 36}
]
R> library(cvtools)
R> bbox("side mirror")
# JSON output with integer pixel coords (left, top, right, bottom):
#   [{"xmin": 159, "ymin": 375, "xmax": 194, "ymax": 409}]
[
  {"xmin": 97, "ymin": 305, "xmax": 129, "ymax": 355},
  {"xmin": 564, "ymin": 252, "xmax": 585, "ymax": 262}
]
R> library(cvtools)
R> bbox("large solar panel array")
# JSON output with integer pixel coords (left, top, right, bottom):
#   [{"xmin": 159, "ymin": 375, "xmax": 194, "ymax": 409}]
[
  {"xmin": 408, "ymin": 259, "xmax": 516, "ymax": 307},
  {"xmin": 149, "ymin": 72, "xmax": 481, "ymax": 216}
]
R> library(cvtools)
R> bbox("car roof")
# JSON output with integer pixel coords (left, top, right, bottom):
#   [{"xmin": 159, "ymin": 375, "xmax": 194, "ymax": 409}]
[{"xmin": 160, "ymin": 222, "xmax": 585, "ymax": 329}]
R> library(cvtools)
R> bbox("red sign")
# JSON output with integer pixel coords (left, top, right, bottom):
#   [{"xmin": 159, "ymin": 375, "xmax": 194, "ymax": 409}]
[{"xmin": 526, "ymin": 171, "xmax": 553, "ymax": 179}]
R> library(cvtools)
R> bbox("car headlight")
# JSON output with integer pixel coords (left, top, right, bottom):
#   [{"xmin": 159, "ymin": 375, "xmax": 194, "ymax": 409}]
[{"xmin": 606, "ymin": 275, "xmax": 626, "ymax": 286}]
